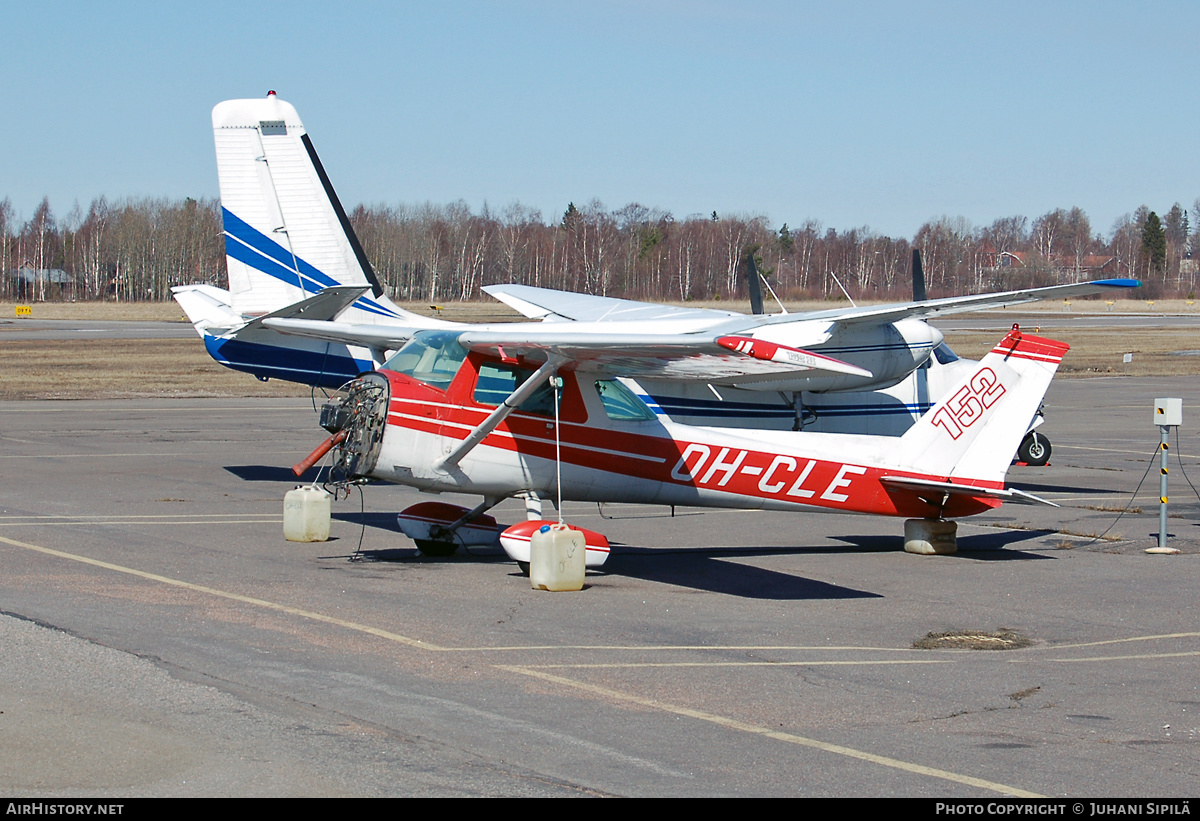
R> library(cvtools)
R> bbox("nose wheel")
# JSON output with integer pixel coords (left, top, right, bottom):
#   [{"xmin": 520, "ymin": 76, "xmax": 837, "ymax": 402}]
[{"xmin": 1017, "ymin": 432, "xmax": 1051, "ymax": 466}]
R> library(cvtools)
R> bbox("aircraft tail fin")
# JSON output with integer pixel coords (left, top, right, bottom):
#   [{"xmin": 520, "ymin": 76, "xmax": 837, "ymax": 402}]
[
  {"xmin": 212, "ymin": 94, "xmax": 430, "ymax": 326},
  {"xmin": 899, "ymin": 326, "xmax": 1068, "ymax": 487}
]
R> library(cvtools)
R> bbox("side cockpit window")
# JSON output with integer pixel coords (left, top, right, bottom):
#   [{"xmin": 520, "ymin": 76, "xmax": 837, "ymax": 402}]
[
  {"xmin": 474, "ymin": 363, "xmax": 556, "ymax": 416},
  {"xmin": 595, "ymin": 379, "xmax": 656, "ymax": 421},
  {"xmin": 382, "ymin": 330, "xmax": 468, "ymax": 390}
]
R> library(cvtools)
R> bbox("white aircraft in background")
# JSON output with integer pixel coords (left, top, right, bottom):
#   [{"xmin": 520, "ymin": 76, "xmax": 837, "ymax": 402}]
[
  {"xmin": 175, "ymin": 94, "xmax": 1137, "ymax": 443},
  {"xmin": 172, "ymin": 94, "xmax": 1136, "ymax": 560}
]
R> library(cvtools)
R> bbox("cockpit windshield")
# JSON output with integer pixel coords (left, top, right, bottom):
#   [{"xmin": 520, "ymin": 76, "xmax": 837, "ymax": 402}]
[
  {"xmin": 381, "ymin": 330, "xmax": 468, "ymax": 390},
  {"xmin": 932, "ymin": 342, "xmax": 960, "ymax": 365}
]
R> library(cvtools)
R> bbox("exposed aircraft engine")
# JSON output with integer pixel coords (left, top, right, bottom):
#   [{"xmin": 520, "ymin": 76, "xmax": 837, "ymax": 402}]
[{"xmin": 322, "ymin": 373, "xmax": 390, "ymax": 479}]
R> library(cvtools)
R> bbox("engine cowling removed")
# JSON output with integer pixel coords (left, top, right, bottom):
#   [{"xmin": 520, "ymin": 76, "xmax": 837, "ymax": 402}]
[{"xmin": 322, "ymin": 373, "xmax": 390, "ymax": 479}]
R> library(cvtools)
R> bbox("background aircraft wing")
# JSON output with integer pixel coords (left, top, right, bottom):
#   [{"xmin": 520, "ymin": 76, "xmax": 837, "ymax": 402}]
[
  {"xmin": 456, "ymin": 328, "xmax": 872, "ymax": 383},
  {"xmin": 482, "ymin": 283, "xmax": 745, "ymax": 322},
  {"xmin": 756, "ymin": 278, "xmax": 1141, "ymax": 328},
  {"xmin": 487, "ymin": 278, "xmax": 1139, "ymax": 331}
]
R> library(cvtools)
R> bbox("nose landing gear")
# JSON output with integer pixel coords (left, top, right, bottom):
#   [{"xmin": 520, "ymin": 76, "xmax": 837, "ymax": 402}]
[{"xmin": 1017, "ymin": 431, "xmax": 1051, "ymax": 466}]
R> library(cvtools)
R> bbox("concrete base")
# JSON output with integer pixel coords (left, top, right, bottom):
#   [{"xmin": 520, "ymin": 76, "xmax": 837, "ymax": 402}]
[{"xmin": 904, "ymin": 518, "xmax": 957, "ymax": 555}]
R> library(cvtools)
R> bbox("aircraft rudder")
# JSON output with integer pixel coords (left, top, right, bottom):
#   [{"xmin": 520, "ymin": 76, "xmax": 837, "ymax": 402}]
[{"xmin": 899, "ymin": 326, "xmax": 1068, "ymax": 483}]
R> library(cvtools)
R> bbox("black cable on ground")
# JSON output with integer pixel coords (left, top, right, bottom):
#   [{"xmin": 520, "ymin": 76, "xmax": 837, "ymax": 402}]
[
  {"xmin": 1173, "ymin": 427, "xmax": 1200, "ymax": 504},
  {"xmin": 1075, "ymin": 442, "xmax": 1161, "ymax": 547}
]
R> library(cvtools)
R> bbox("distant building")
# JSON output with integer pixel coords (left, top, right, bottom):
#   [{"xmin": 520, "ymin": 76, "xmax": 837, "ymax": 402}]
[
  {"xmin": 9, "ymin": 267, "xmax": 75, "ymax": 299},
  {"xmin": 997, "ymin": 251, "xmax": 1120, "ymax": 277}
]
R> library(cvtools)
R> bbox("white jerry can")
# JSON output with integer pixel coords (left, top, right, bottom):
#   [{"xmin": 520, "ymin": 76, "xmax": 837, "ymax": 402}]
[
  {"xmin": 283, "ymin": 485, "xmax": 331, "ymax": 542},
  {"xmin": 530, "ymin": 523, "xmax": 586, "ymax": 591}
]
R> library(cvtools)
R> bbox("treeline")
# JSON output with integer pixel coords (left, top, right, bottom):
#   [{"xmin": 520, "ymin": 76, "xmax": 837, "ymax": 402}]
[
  {"xmin": 3, "ymin": 195, "xmax": 1197, "ymax": 303},
  {"xmin": 1, "ymin": 196, "xmax": 224, "ymax": 303}
]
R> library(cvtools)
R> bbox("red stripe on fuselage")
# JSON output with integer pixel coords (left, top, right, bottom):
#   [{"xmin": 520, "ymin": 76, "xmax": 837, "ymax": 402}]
[{"xmin": 384, "ymin": 389, "xmax": 997, "ymax": 519}]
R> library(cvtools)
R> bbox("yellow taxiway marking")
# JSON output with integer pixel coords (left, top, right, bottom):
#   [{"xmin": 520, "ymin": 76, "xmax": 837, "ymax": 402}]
[
  {"xmin": 1055, "ymin": 444, "xmax": 1166, "ymax": 457},
  {"xmin": 0, "ymin": 520, "xmax": 282, "ymax": 528},
  {"xmin": 28, "ymin": 532, "xmax": 1200, "ymax": 797},
  {"xmin": 0, "ymin": 532, "xmax": 1044, "ymax": 794},
  {"xmin": 0, "ymin": 406, "xmax": 307, "ymax": 413},
  {"xmin": 0, "ymin": 513, "xmax": 275, "ymax": 520},
  {"xmin": 445, "ymin": 644, "xmax": 921, "ymax": 652},
  {"xmin": 0, "ymin": 534, "xmax": 441, "ymax": 651},
  {"xmin": 1053, "ymin": 631, "xmax": 1200, "ymax": 649},
  {"xmin": 1045, "ymin": 650, "xmax": 1200, "ymax": 663},
  {"xmin": 513, "ymin": 659, "xmax": 951, "ymax": 669},
  {"xmin": 0, "ymin": 513, "xmax": 282, "ymax": 528},
  {"xmin": 0, "ymin": 451, "xmax": 297, "ymax": 459},
  {"xmin": 496, "ymin": 665, "xmax": 1042, "ymax": 798},
  {"xmin": 1007, "ymin": 633, "xmax": 1200, "ymax": 663}
]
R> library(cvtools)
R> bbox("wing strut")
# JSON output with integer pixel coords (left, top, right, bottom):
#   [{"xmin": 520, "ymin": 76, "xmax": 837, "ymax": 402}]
[{"xmin": 434, "ymin": 355, "xmax": 567, "ymax": 472}]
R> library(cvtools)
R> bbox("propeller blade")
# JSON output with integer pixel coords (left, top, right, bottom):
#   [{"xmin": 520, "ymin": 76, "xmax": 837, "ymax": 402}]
[
  {"xmin": 746, "ymin": 251, "xmax": 765, "ymax": 315},
  {"xmin": 912, "ymin": 248, "xmax": 927, "ymax": 302}
]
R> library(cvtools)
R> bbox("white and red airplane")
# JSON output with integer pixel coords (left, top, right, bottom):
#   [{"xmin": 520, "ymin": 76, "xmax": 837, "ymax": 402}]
[
  {"xmin": 172, "ymin": 94, "xmax": 1126, "ymax": 563},
  {"xmin": 302, "ymin": 318, "xmax": 1066, "ymax": 565}
]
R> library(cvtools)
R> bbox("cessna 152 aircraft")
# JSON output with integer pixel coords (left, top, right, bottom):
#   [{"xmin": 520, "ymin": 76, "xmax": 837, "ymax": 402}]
[
  {"xmin": 174, "ymin": 94, "xmax": 1136, "ymax": 561},
  {"xmin": 298, "ymin": 315, "xmax": 1066, "ymax": 563}
]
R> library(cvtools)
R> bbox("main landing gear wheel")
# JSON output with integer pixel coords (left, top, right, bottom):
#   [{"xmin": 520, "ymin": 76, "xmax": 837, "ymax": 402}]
[
  {"xmin": 414, "ymin": 539, "xmax": 458, "ymax": 557},
  {"xmin": 1018, "ymin": 432, "xmax": 1051, "ymax": 466}
]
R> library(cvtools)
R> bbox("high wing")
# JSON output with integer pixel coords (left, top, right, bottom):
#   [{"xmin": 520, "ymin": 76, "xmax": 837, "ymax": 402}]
[
  {"xmin": 456, "ymin": 327, "xmax": 873, "ymax": 382},
  {"xmin": 261, "ymin": 274, "xmax": 1137, "ymax": 392},
  {"xmin": 483, "ymin": 279, "xmax": 1141, "ymax": 326},
  {"xmin": 260, "ymin": 310, "xmax": 872, "ymax": 384}
]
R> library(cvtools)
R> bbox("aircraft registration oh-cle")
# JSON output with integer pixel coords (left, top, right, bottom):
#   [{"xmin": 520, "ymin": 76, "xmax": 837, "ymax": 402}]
[{"xmin": 174, "ymin": 93, "xmax": 1139, "ymax": 567}]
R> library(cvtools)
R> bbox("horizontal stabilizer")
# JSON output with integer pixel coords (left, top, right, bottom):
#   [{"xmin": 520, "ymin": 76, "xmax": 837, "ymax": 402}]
[
  {"xmin": 880, "ymin": 476, "xmax": 1058, "ymax": 507},
  {"xmin": 172, "ymin": 284, "xmax": 240, "ymax": 335},
  {"xmin": 243, "ymin": 285, "xmax": 371, "ymax": 328},
  {"xmin": 262, "ymin": 317, "xmax": 421, "ymax": 350}
]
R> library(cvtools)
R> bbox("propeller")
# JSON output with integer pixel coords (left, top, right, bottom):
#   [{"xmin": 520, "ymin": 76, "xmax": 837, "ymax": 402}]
[
  {"xmin": 745, "ymin": 250, "xmax": 765, "ymax": 315},
  {"xmin": 912, "ymin": 248, "xmax": 927, "ymax": 302}
]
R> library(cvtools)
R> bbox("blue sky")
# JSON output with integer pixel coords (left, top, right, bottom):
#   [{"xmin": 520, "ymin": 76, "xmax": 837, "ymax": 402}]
[{"xmin": 4, "ymin": 1, "xmax": 1197, "ymax": 238}]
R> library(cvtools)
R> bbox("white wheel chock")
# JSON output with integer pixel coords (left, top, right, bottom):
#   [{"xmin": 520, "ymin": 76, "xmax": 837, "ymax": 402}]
[{"xmin": 904, "ymin": 518, "xmax": 957, "ymax": 555}]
